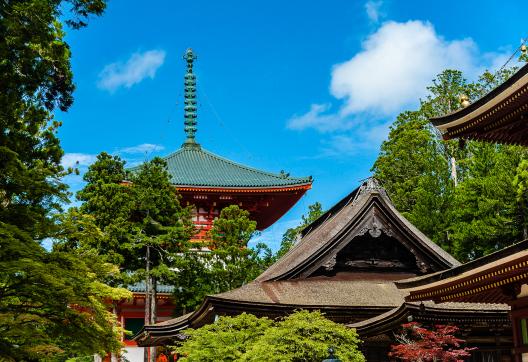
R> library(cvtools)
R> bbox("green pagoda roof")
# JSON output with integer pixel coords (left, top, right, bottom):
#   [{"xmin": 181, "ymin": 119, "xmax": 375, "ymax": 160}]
[
  {"xmin": 135, "ymin": 48, "xmax": 312, "ymax": 190},
  {"xmin": 163, "ymin": 145, "xmax": 312, "ymax": 189}
]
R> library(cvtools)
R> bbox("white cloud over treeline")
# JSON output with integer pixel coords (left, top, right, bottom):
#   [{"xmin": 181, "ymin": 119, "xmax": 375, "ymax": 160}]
[{"xmin": 288, "ymin": 19, "xmax": 509, "ymax": 156}]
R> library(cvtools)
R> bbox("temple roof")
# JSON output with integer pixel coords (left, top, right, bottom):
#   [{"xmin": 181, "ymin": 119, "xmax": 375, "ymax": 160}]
[
  {"xmin": 162, "ymin": 145, "xmax": 312, "ymax": 189},
  {"xmin": 431, "ymin": 62, "xmax": 528, "ymax": 145},
  {"xmin": 134, "ymin": 179, "xmax": 476, "ymax": 346},
  {"xmin": 256, "ymin": 178, "xmax": 459, "ymax": 281},
  {"xmin": 127, "ymin": 282, "xmax": 174, "ymax": 294},
  {"xmin": 214, "ymin": 279, "xmax": 408, "ymax": 307},
  {"xmin": 397, "ymin": 239, "xmax": 528, "ymax": 304},
  {"xmin": 349, "ymin": 301, "xmax": 509, "ymax": 338}
]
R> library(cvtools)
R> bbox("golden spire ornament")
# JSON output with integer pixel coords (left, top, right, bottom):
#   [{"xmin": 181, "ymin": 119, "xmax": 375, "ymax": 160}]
[{"xmin": 459, "ymin": 94, "xmax": 470, "ymax": 108}]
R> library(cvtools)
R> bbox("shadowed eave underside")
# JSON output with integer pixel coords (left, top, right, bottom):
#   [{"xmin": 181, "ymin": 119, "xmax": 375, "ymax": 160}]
[{"xmin": 431, "ymin": 62, "xmax": 528, "ymax": 145}]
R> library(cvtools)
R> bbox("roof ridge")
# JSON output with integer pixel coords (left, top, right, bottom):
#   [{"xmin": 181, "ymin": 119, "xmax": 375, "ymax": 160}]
[{"xmin": 256, "ymin": 178, "xmax": 459, "ymax": 282}]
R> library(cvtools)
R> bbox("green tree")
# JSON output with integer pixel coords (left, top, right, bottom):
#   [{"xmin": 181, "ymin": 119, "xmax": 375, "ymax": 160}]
[
  {"xmin": 76, "ymin": 155, "xmax": 195, "ymax": 320},
  {"xmin": 76, "ymin": 152, "xmax": 134, "ymax": 266},
  {"xmin": 514, "ymin": 159, "xmax": 528, "ymax": 239},
  {"xmin": 172, "ymin": 205, "xmax": 273, "ymax": 314},
  {"xmin": 0, "ymin": 221, "xmax": 130, "ymax": 361},
  {"xmin": 1, "ymin": 0, "xmax": 105, "ymax": 236},
  {"xmin": 127, "ymin": 157, "xmax": 195, "ymax": 328},
  {"xmin": 373, "ymin": 67, "xmax": 528, "ymax": 261},
  {"xmin": 210, "ymin": 205, "xmax": 257, "ymax": 249},
  {"xmin": 175, "ymin": 313, "xmax": 273, "ymax": 361},
  {"xmin": 449, "ymin": 143, "xmax": 525, "ymax": 260},
  {"xmin": 373, "ymin": 110, "xmax": 452, "ymax": 248},
  {"xmin": 0, "ymin": 0, "xmax": 139, "ymax": 360},
  {"xmin": 175, "ymin": 311, "xmax": 365, "ymax": 362},
  {"xmin": 275, "ymin": 202, "xmax": 324, "ymax": 259}
]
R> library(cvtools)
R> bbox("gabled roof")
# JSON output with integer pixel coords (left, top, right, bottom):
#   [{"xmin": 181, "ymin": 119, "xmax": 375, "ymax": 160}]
[
  {"xmin": 257, "ymin": 178, "xmax": 459, "ymax": 282},
  {"xmin": 161, "ymin": 144, "xmax": 312, "ymax": 189},
  {"xmin": 214, "ymin": 279, "xmax": 408, "ymax": 307},
  {"xmin": 134, "ymin": 179, "xmax": 467, "ymax": 347}
]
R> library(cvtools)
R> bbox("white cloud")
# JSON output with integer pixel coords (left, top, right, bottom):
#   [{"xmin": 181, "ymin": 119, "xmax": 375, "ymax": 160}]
[
  {"xmin": 319, "ymin": 122, "xmax": 392, "ymax": 158},
  {"xmin": 119, "ymin": 143, "xmax": 164, "ymax": 154},
  {"xmin": 365, "ymin": 0, "xmax": 384, "ymax": 23},
  {"xmin": 287, "ymin": 103, "xmax": 353, "ymax": 133},
  {"xmin": 98, "ymin": 50, "xmax": 166, "ymax": 92},
  {"xmin": 287, "ymin": 20, "xmax": 509, "ymax": 147},
  {"xmin": 331, "ymin": 20, "xmax": 484, "ymax": 116},
  {"xmin": 61, "ymin": 153, "xmax": 97, "ymax": 168}
]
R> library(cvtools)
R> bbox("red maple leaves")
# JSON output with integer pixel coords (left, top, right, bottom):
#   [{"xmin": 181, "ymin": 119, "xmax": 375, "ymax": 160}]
[{"xmin": 389, "ymin": 322, "xmax": 476, "ymax": 361}]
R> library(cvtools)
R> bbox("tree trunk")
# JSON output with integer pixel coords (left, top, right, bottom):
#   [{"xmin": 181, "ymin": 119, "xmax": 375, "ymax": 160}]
[
  {"xmin": 149, "ymin": 277, "xmax": 157, "ymax": 362},
  {"xmin": 144, "ymin": 244, "xmax": 151, "ymax": 362},
  {"xmin": 111, "ymin": 303, "xmax": 119, "ymax": 362},
  {"xmin": 451, "ymin": 156, "xmax": 458, "ymax": 187}
]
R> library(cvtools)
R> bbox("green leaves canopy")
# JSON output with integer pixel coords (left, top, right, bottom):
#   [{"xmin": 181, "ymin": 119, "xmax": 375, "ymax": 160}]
[
  {"xmin": 76, "ymin": 153, "xmax": 195, "ymax": 283},
  {"xmin": 176, "ymin": 311, "xmax": 365, "ymax": 362},
  {"xmin": 0, "ymin": 0, "xmax": 142, "ymax": 360}
]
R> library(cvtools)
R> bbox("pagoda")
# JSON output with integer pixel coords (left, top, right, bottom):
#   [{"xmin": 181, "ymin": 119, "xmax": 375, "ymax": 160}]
[
  {"xmin": 116, "ymin": 49, "xmax": 312, "ymax": 362},
  {"xmin": 164, "ymin": 49, "xmax": 312, "ymax": 240},
  {"xmin": 135, "ymin": 178, "xmax": 512, "ymax": 361}
]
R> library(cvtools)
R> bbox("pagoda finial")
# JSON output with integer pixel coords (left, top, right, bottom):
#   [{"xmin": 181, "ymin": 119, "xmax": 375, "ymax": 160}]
[{"xmin": 183, "ymin": 48, "xmax": 199, "ymax": 147}]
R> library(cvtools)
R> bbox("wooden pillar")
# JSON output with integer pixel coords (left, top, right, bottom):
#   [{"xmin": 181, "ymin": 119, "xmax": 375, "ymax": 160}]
[{"xmin": 510, "ymin": 296, "xmax": 528, "ymax": 362}]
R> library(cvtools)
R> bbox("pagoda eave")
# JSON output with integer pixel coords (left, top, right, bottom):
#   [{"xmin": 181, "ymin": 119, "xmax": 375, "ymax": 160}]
[
  {"xmin": 175, "ymin": 184, "xmax": 312, "ymax": 193},
  {"xmin": 177, "ymin": 183, "xmax": 312, "ymax": 231}
]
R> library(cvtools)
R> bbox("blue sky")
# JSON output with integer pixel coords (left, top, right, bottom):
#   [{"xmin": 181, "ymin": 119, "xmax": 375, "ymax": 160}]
[{"xmin": 59, "ymin": 0, "xmax": 528, "ymax": 250}]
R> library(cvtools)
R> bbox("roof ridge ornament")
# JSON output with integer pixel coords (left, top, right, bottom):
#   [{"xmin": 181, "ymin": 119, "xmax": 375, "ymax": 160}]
[
  {"xmin": 352, "ymin": 177, "xmax": 387, "ymax": 205},
  {"xmin": 182, "ymin": 48, "xmax": 200, "ymax": 148}
]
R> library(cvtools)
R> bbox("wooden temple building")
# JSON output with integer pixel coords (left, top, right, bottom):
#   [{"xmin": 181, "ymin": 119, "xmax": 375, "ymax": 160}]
[
  {"xmin": 396, "ymin": 61, "xmax": 528, "ymax": 362},
  {"xmin": 118, "ymin": 49, "xmax": 312, "ymax": 361},
  {"xmin": 135, "ymin": 178, "xmax": 513, "ymax": 361}
]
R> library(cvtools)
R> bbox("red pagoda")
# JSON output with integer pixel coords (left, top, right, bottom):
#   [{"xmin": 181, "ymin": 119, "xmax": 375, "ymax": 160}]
[
  {"xmin": 117, "ymin": 49, "xmax": 312, "ymax": 362},
  {"xmin": 166, "ymin": 48, "xmax": 312, "ymax": 241}
]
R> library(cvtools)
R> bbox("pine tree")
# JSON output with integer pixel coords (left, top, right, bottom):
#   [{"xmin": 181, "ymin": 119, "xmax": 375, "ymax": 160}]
[
  {"xmin": 373, "ymin": 67, "xmax": 528, "ymax": 261},
  {"xmin": 77, "ymin": 154, "xmax": 195, "ymax": 315},
  {"xmin": 0, "ymin": 1, "xmax": 137, "ymax": 359}
]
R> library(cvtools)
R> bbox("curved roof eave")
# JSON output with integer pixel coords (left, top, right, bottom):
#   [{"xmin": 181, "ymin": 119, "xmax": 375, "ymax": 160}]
[{"xmin": 431, "ymin": 63, "xmax": 528, "ymax": 131}]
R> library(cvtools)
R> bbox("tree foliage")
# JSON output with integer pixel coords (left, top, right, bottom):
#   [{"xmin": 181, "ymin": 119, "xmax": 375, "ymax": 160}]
[
  {"xmin": 389, "ymin": 322, "xmax": 475, "ymax": 361},
  {"xmin": 210, "ymin": 205, "xmax": 257, "ymax": 249},
  {"xmin": 0, "ymin": 0, "xmax": 141, "ymax": 360},
  {"xmin": 176, "ymin": 311, "xmax": 365, "ymax": 362},
  {"xmin": 373, "ymin": 68, "xmax": 528, "ymax": 261},
  {"xmin": 75, "ymin": 154, "xmax": 195, "ymax": 289},
  {"xmin": 175, "ymin": 313, "xmax": 273, "ymax": 361},
  {"xmin": 275, "ymin": 202, "xmax": 324, "ymax": 259},
  {"xmin": 1, "ymin": 0, "xmax": 106, "ymax": 236},
  {"xmin": 172, "ymin": 206, "xmax": 273, "ymax": 314}
]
